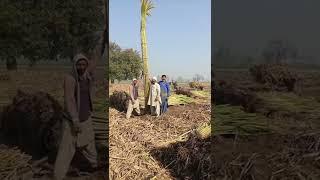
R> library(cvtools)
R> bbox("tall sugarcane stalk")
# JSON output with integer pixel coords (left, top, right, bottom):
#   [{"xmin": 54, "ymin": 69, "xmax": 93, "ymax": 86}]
[{"xmin": 140, "ymin": 0, "xmax": 154, "ymax": 108}]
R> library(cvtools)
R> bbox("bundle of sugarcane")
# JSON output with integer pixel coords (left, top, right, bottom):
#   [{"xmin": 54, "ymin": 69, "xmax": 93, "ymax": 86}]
[
  {"xmin": 189, "ymin": 82, "xmax": 204, "ymax": 90},
  {"xmin": 213, "ymin": 105, "xmax": 271, "ymax": 135},
  {"xmin": 195, "ymin": 123, "xmax": 211, "ymax": 140},
  {"xmin": 109, "ymin": 91, "xmax": 130, "ymax": 112},
  {"xmin": 0, "ymin": 145, "xmax": 33, "ymax": 180},
  {"xmin": 214, "ymin": 82, "xmax": 262, "ymax": 113},
  {"xmin": 92, "ymin": 115, "xmax": 108, "ymax": 145},
  {"xmin": 0, "ymin": 90, "xmax": 64, "ymax": 160},
  {"xmin": 175, "ymin": 87, "xmax": 193, "ymax": 97},
  {"xmin": 249, "ymin": 63, "xmax": 299, "ymax": 91}
]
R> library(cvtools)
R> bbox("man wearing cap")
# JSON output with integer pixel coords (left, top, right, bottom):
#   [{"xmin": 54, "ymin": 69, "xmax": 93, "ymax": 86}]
[
  {"xmin": 148, "ymin": 77, "xmax": 161, "ymax": 117},
  {"xmin": 126, "ymin": 78, "xmax": 141, "ymax": 119},
  {"xmin": 158, "ymin": 75, "xmax": 170, "ymax": 114},
  {"xmin": 53, "ymin": 53, "xmax": 98, "ymax": 180}
]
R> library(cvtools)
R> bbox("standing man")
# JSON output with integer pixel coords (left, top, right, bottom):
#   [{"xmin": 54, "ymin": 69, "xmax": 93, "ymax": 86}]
[
  {"xmin": 158, "ymin": 75, "xmax": 170, "ymax": 114},
  {"xmin": 53, "ymin": 53, "xmax": 98, "ymax": 180},
  {"xmin": 126, "ymin": 78, "xmax": 141, "ymax": 119},
  {"xmin": 148, "ymin": 77, "xmax": 161, "ymax": 117}
]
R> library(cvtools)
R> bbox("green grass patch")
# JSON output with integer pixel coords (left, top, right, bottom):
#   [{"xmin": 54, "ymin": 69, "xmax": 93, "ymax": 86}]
[
  {"xmin": 213, "ymin": 105, "xmax": 271, "ymax": 135},
  {"xmin": 169, "ymin": 94, "xmax": 194, "ymax": 106}
]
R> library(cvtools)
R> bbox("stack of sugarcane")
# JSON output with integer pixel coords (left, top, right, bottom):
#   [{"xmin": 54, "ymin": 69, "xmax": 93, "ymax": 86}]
[
  {"xmin": 109, "ymin": 91, "xmax": 130, "ymax": 112},
  {"xmin": 175, "ymin": 87, "xmax": 193, "ymax": 97},
  {"xmin": 213, "ymin": 105, "xmax": 270, "ymax": 135},
  {"xmin": 214, "ymin": 81, "xmax": 262, "ymax": 113},
  {"xmin": 0, "ymin": 145, "xmax": 33, "ymax": 180},
  {"xmin": 92, "ymin": 115, "xmax": 108, "ymax": 145},
  {"xmin": 249, "ymin": 63, "xmax": 299, "ymax": 91},
  {"xmin": 189, "ymin": 81, "xmax": 204, "ymax": 90},
  {"xmin": 0, "ymin": 90, "xmax": 63, "ymax": 160}
]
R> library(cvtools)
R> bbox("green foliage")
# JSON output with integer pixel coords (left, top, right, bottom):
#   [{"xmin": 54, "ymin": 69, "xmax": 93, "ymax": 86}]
[
  {"xmin": 0, "ymin": 0, "xmax": 104, "ymax": 65},
  {"xmin": 109, "ymin": 42, "xmax": 143, "ymax": 82}
]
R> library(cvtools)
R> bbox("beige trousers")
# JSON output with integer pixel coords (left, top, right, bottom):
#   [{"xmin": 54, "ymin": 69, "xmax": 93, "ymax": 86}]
[
  {"xmin": 53, "ymin": 117, "xmax": 97, "ymax": 180},
  {"xmin": 126, "ymin": 99, "xmax": 140, "ymax": 119},
  {"xmin": 150, "ymin": 101, "xmax": 161, "ymax": 117}
]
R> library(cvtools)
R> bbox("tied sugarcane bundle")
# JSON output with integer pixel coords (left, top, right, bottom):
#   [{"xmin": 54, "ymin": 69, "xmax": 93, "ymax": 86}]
[
  {"xmin": 189, "ymin": 82, "xmax": 204, "ymax": 90},
  {"xmin": 175, "ymin": 87, "xmax": 193, "ymax": 97},
  {"xmin": 109, "ymin": 91, "xmax": 130, "ymax": 112},
  {"xmin": 0, "ymin": 90, "xmax": 64, "ymax": 160},
  {"xmin": 249, "ymin": 63, "xmax": 300, "ymax": 92}
]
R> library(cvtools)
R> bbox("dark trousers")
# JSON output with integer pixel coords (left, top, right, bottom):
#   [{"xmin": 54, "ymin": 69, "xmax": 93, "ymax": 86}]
[{"xmin": 160, "ymin": 96, "xmax": 168, "ymax": 114}]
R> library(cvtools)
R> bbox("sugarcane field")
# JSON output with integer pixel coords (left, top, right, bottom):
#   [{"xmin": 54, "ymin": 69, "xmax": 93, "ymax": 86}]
[
  {"xmin": 212, "ymin": 63, "xmax": 320, "ymax": 179},
  {"xmin": 0, "ymin": 66, "xmax": 108, "ymax": 180}
]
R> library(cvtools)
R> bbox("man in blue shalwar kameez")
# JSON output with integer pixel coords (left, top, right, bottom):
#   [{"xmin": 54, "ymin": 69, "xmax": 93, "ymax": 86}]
[{"xmin": 158, "ymin": 75, "xmax": 170, "ymax": 114}]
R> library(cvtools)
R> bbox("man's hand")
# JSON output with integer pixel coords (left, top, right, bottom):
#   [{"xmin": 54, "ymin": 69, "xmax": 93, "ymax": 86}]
[
  {"xmin": 155, "ymin": 97, "xmax": 159, "ymax": 101},
  {"xmin": 72, "ymin": 121, "xmax": 81, "ymax": 135}
]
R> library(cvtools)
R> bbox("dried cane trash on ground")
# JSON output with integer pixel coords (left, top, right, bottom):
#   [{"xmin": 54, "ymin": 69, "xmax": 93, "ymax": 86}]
[{"xmin": 109, "ymin": 99, "xmax": 212, "ymax": 179}]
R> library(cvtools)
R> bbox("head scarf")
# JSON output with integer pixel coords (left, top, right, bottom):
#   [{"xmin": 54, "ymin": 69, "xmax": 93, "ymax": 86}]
[{"xmin": 71, "ymin": 54, "xmax": 90, "ymax": 81}]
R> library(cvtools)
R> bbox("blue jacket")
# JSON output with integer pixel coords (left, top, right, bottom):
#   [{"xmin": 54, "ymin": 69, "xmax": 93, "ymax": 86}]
[{"xmin": 158, "ymin": 80, "xmax": 170, "ymax": 97}]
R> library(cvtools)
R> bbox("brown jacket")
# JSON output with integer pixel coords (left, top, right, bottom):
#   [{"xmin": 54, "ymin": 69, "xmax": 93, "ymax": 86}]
[{"xmin": 64, "ymin": 53, "xmax": 97, "ymax": 123}]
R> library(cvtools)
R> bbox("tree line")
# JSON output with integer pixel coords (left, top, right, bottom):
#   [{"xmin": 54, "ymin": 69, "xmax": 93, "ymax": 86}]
[
  {"xmin": 0, "ymin": 0, "xmax": 106, "ymax": 69},
  {"xmin": 109, "ymin": 42, "xmax": 143, "ymax": 83},
  {"xmin": 213, "ymin": 39, "xmax": 316, "ymax": 68}
]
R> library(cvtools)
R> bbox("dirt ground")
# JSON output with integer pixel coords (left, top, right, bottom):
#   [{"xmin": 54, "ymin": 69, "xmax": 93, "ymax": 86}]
[{"xmin": 109, "ymin": 83, "xmax": 212, "ymax": 179}]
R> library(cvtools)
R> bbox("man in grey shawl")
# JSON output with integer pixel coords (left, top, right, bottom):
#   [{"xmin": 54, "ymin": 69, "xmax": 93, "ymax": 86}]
[
  {"xmin": 126, "ymin": 78, "xmax": 141, "ymax": 119},
  {"xmin": 53, "ymin": 53, "xmax": 98, "ymax": 180}
]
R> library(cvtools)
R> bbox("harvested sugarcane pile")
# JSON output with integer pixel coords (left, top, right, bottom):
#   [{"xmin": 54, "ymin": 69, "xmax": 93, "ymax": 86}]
[
  {"xmin": 0, "ymin": 90, "xmax": 64, "ymax": 160},
  {"xmin": 109, "ymin": 90, "xmax": 130, "ymax": 112},
  {"xmin": 175, "ymin": 87, "xmax": 193, "ymax": 97},
  {"xmin": 189, "ymin": 81, "xmax": 204, "ymax": 90},
  {"xmin": 249, "ymin": 63, "xmax": 300, "ymax": 91},
  {"xmin": 214, "ymin": 82, "xmax": 262, "ymax": 113},
  {"xmin": 0, "ymin": 145, "xmax": 33, "ymax": 180},
  {"xmin": 213, "ymin": 105, "xmax": 270, "ymax": 135}
]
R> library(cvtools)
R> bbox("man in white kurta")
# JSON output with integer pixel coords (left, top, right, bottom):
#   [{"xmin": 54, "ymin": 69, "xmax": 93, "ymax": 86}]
[{"xmin": 148, "ymin": 77, "xmax": 161, "ymax": 117}]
